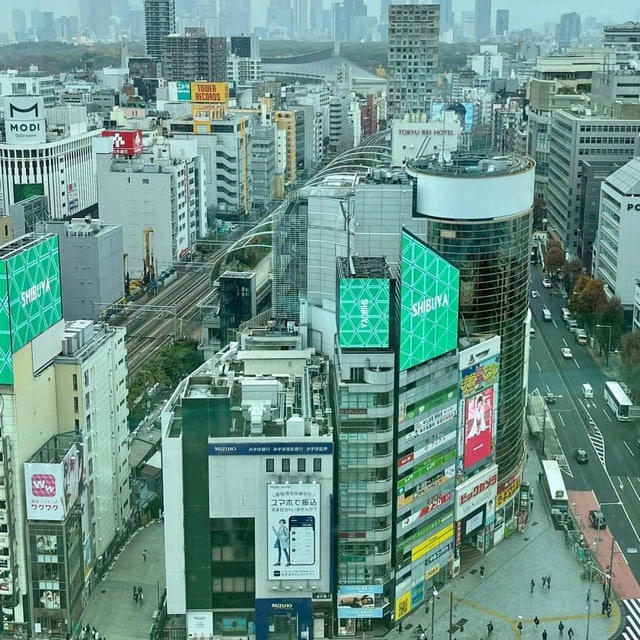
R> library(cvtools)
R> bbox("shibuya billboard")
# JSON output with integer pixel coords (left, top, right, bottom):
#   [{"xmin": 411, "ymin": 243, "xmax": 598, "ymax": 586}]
[
  {"xmin": 339, "ymin": 278, "xmax": 390, "ymax": 349},
  {"xmin": 400, "ymin": 231, "xmax": 459, "ymax": 371}
]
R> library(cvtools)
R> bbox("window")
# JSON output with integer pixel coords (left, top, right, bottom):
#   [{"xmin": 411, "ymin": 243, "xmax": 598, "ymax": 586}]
[
  {"xmin": 72, "ymin": 374, "xmax": 78, "ymax": 391},
  {"xmin": 84, "ymin": 370, "xmax": 89, "ymax": 386},
  {"xmin": 281, "ymin": 458, "xmax": 290, "ymax": 472},
  {"xmin": 313, "ymin": 458, "xmax": 322, "ymax": 472},
  {"xmin": 73, "ymin": 397, "xmax": 79, "ymax": 413},
  {"xmin": 297, "ymin": 458, "xmax": 306, "ymax": 472},
  {"xmin": 266, "ymin": 459, "xmax": 274, "ymax": 473}
]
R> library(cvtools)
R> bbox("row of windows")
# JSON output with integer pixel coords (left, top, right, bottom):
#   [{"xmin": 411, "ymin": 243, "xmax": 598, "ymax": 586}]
[
  {"xmin": 579, "ymin": 124, "xmax": 638, "ymax": 133},
  {"xmin": 265, "ymin": 458, "xmax": 322, "ymax": 473}
]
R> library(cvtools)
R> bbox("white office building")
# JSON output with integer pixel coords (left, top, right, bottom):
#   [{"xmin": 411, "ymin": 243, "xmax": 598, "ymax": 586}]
[{"xmin": 593, "ymin": 158, "xmax": 640, "ymax": 311}]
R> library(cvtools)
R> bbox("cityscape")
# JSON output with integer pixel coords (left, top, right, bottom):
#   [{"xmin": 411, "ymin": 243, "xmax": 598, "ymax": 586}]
[{"xmin": 2, "ymin": 1, "xmax": 640, "ymax": 640}]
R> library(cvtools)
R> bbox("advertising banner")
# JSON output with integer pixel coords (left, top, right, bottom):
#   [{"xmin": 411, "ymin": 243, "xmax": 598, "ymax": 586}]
[
  {"xmin": 187, "ymin": 611, "xmax": 214, "ymax": 638},
  {"xmin": 404, "ymin": 403, "xmax": 457, "ymax": 443},
  {"xmin": 39, "ymin": 589, "xmax": 61, "ymax": 609},
  {"xmin": 191, "ymin": 81, "xmax": 229, "ymax": 103},
  {"xmin": 339, "ymin": 278, "xmax": 390, "ymax": 349},
  {"xmin": 395, "ymin": 590, "xmax": 411, "ymax": 621},
  {"xmin": 463, "ymin": 386, "xmax": 496, "ymax": 469},
  {"xmin": 400, "ymin": 231, "xmax": 459, "ymax": 371},
  {"xmin": 337, "ymin": 585, "xmax": 384, "ymax": 619},
  {"xmin": 267, "ymin": 484, "xmax": 320, "ymax": 580},
  {"xmin": 400, "ymin": 492, "xmax": 452, "ymax": 531},
  {"xmin": 496, "ymin": 475, "xmax": 520, "ymax": 510},
  {"xmin": 411, "ymin": 523, "xmax": 454, "ymax": 562},
  {"xmin": 430, "ymin": 100, "xmax": 475, "ymax": 133},
  {"xmin": 3, "ymin": 96, "xmax": 46, "ymax": 144},
  {"xmin": 63, "ymin": 443, "xmax": 86, "ymax": 512},
  {"xmin": 176, "ymin": 81, "xmax": 191, "ymax": 101},
  {"xmin": 7, "ymin": 235, "xmax": 62, "ymax": 354},
  {"xmin": 209, "ymin": 442, "xmax": 332, "ymax": 456},
  {"xmin": 101, "ymin": 130, "xmax": 143, "ymax": 156},
  {"xmin": 25, "ymin": 463, "xmax": 65, "ymax": 521},
  {"xmin": 455, "ymin": 464, "xmax": 498, "ymax": 520}
]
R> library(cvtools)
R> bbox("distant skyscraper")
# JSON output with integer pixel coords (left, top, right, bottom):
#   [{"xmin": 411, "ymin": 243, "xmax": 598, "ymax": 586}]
[
  {"xmin": 333, "ymin": 0, "xmax": 367, "ymax": 42},
  {"xmin": 144, "ymin": 0, "xmax": 176, "ymax": 62},
  {"xmin": 388, "ymin": 4, "xmax": 440, "ymax": 119},
  {"xmin": 164, "ymin": 28, "xmax": 227, "ymax": 81},
  {"xmin": 474, "ymin": 0, "xmax": 491, "ymax": 40},
  {"xmin": 380, "ymin": 0, "xmax": 390, "ymax": 24},
  {"xmin": 439, "ymin": 0, "xmax": 454, "ymax": 34},
  {"xmin": 293, "ymin": 0, "xmax": 309, "ymax": 35},
  {"xmin": 12, "ymin": 9, "xmax": 27, "ymax": 42},
  {"xmin": 219, "ymin": 0, "xmax": 250, "ymax": 35},
  {"xmin": 267, "ymin": 0, "xmax": 292, "ymax": 37},
  {"xmin": 557, "ymin": 12, "xmax": 581, "ymax": 49},
  {"xmin": 496, "ymin": 9, "xmax": 509, "ymax": 36}
]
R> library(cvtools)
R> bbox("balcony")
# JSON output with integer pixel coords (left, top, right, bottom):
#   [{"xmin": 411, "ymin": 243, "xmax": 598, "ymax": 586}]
[
  {"xmin": 344, "ymin": 452, "xmax": 393, "ymax": 469},
  {"xmin": 366, "ymin": 525, "xmax": 393, "ymax": 543},
  {"xmin": 363, "ymin": 368, "xmax": 394, "ymax": 387},
  {"xmin": 364, "ymin": 547, "xmax": 393, "ymax": 566},
  {"xmin": 340, "ymin": 500, "xmax": 393, "ymax": 518},
  {"xmin": 342, "ymin": 477, "xmax": 393, "ymax": 493}
]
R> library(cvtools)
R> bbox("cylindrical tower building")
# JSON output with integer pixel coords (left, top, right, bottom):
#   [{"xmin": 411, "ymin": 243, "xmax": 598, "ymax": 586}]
[{"xmin": 407, "ymin": 153, "xmax": 535, "ymax": 479}]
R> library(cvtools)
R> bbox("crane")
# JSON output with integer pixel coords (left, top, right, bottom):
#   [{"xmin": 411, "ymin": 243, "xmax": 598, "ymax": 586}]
[{"xmin": 143, "ymin": 227, "xmax": 155, "ymax": 284}]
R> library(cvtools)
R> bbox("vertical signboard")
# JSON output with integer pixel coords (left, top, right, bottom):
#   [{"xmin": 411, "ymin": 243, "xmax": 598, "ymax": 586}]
[
  {"xmin": 0, "ymin": 260, "xmax": 11, "ymax": 385},
  {"xmin": 3, "ymin": 96, "xmax": 46, "ymax": 144},
  {"xmin": 267, "ymin": 484, "xmax": 320, "ymax": 580},
  {"xmin": 400, "ymin": 231, "xmax": 459, "ymax": 370},
  {"xmin": 24, "ymin": 463, "xmax": 65, "ymax": 521},
  {"xmin": 176, "ymin": 81, "xmax": 192, "ymax": 101},
  {"xmin": 339, "ymin": 278, "xmax": 390, "ymax": 349},
  {"xmin": 63, "ymin": 443, "xmax": 86, "ymax": 513}
]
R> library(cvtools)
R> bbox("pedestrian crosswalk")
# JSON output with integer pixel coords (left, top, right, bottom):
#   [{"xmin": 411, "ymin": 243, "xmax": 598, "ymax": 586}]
[
  {"xmin": 588, "ymin": 428, "xmax": 606, "ymax": 467},
  {"xmin": 621, "ymin": 599, "xmax": 640, "ymax": 639}
]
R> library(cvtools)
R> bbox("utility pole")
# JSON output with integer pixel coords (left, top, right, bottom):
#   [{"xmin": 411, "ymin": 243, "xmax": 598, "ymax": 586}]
[
  {"xmin": 607, "ymin": 537, "xmax": 615, "ymax": 601},
  {"xmin": 431, "ymin": 588, "xmax": 437, "ymax": 639},
  {"xmin": 585, "ymin": 568, "xmax": 592, "ymax": 640},
  {"xmin": 596, "ymin": 324, "xmax": 612, "ymax": 367},
  {"xmin": 448, "ymin": 590, "xmax": 454, "ymax": 640},
  {"xmin": 541, "ymin": 405, "xmax": 547, "ymax": 457}
]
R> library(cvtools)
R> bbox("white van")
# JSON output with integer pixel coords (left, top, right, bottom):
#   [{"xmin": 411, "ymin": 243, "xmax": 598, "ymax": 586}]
[
  {"xmin": 562, "ymin": 308, "xmax": 571, "ymax": 322},
  {"xmin": 542, "ymin": 308, "xmax": 552, "ymax": 322},
  {"xmin": 582, "ymin": 383, "xmax": 593, "ymax": 399}
]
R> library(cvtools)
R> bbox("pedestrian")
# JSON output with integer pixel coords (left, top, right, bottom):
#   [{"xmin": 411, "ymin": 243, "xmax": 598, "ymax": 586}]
[
  {"xmin": 534, "ymin": 616, "xmax": 540, "ymax": 630},
  {"xmin": 547, "ymin": 574, "xmax": 551, "ymax": 589},
  {"xmin": 601, "ymin": 600, "xmax": 606, "ymax": 615},
  {"xmin": 542, "ymin": 575, "xmax": 547, "ymax": 587},
  {"xmin": 567, "ymin": 628, "xmax": 574, "ymax": 639},
  {"xmin": 607, "ymin": 602, "xmax": 612, "ymax": 617},
  {"xmin": 530, "ymin": 579, "xmax": 535, "ymax": 593},
  {"xmin": 558, "ymin": 621, "xmax": 565, "ymax": 635},
  {"xmin": 538, "ymin": 471, "xmax": 543, "ymax": 482},
  {"xmin": 530, "ymin": 499, "xmax": 534, "ymax": 512},
  {"xmin": 480, "ymin": 565, "xmax": 485, "ymax": 577},
  {"xmin": 140, "ymin": 590, "xmax": 144, "ymax": 605},
  {"xmin": 143, "ymin": 549, "xmax": 147, "ymax": 562},
  {"xmin": 517, "ymin": 621, "xmax": 523, "ymax": 635},
  {"xmin": 542, "ymin": 631, "xmax": 548, "ymax": 640},
  {"xmin": 398, "ymin": 621, "xmax": 403, "ymax": 633},
  {"xmin": 487, "ymin": 621, "xmax": 494, "ymax": 636}
]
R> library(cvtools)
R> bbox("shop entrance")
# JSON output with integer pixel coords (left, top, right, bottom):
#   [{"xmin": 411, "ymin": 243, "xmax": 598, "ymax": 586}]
[{"xmin": 268, "ymin": 612, "xmax": 298, "ymax": 640}]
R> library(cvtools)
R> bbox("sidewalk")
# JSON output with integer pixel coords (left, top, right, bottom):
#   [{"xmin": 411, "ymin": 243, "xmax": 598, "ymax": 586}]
[
  {"xmin": 80, "ymin": 520, "xmax": 165, "ymax": 640},
  {"xmin": 385, "ymin": 439, "xmax": 622, "ymax": 640}
]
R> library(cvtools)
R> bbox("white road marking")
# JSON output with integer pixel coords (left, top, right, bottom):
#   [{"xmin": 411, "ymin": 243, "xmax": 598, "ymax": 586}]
[
  {"xmin": 557, "ymin": 413, "xmax": 566, "ymax": 427},
  {"xmin": 553, "ymin": 320, "xmax": 558, "ymax": 328},
  {"xmin": 536, "ymin": 361, "xmax": 541, "ymax": 372},
  {"xmin": 603, "ymin": 408, "xmax": 613, "ymax": 422},
  {"xmin": 562, "ymin": 337, "xmax": 568, "ymax": 346},
  {"xmin": 625, "ymin": 441, "xmax": 635, "ymax": 457},
  {"xmin": 574, "ymin": 359, "xmax": 580, "ymax": 369}
]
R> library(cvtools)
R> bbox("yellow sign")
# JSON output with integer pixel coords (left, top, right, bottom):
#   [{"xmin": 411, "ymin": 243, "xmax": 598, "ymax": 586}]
[
  {"xmin": 496, "ymin": 477, "xmax": 520, "ymax": 510},
  {"xmin": 411, "ymin": 524, "xmax": 454, "ymax": 563},
  {"xmin": 190, "ymin": 82, "xmax": 229, "ymax": 104},
  {"xmin": 426, "ymin": 564, "xmax": 441, "ymax": 580},
  {"xmin": 395, "ymin": 590, "xmax": 411, "ymax": 620}
]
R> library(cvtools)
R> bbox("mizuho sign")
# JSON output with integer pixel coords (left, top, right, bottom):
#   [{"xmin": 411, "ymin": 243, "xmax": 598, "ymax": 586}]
[{"xmin": 3, "ymin": 96, "xmax": 46, "ymax": 145}]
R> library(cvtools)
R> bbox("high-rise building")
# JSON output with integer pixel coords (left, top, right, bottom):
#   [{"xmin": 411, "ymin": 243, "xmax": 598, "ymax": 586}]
[
  {"xmin": 11, "ymin": 9, "xmax": 28, "ymax": 42},
  {"xmin": 163, "ymin": 28, "xmax": 227, "ymax": 82},
  {"xmin": 267, "ymin": 0, "xmax": 292, "ymax": 38},
  {"xmin": 230, "ymin": 35, "xmax": 259, "ymax": 58},
  {"xmin": 407, "ymin": 153, "xmax": 535, "ymax": 479},
  {"xmin": 439, "ymin": 0, "xmax": 454, "ymax": 34},
  {"xmin": 604, "ymin": 22, "xmax": 640, "ymax": 68},
  {"xmin": 546, "ymin": 105, "xmax": 640, "ymax": 260},
  {"xmin": 144, "ymin": 0, "xmax": 176, "ymax": 62},
  {"xmin": 496, "ymin": 8, "xmax": 509, "ymax": 36},
  {"xmin": 250, "ymin": 124, "xmax": 276, "ymax": 207},
  {"xmin": 332, "ymin": 0, "xmax": 368, "ymax": 42},
  {"xmin": 81, "ymin": 0, "xmax": 113, "ymax": 39},
  {"xmin": 557, "ymin": 12, "xmax": 581, "ymax": 49},
  {"xmin": 293, "ymin": 0, "xmax": 309, "ymax": 35},
  {"xmin": 219, "ymin": 0, "xmax": 250, "ymax": 36},
  {"xmin": 474, "ymin": 0, "xmax": 491, "ymax": 40},
  {"xmin": 387, "ymin": 4, "xmax": 440, "ymax": 120}
]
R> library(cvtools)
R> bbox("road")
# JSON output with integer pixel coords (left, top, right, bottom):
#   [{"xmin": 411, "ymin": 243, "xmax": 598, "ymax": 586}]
[{"xmin": 528, "ymin": 265, "xmax": 640, "ymax": 581}]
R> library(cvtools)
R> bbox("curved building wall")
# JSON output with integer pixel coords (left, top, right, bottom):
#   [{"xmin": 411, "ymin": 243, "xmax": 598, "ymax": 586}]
[{"xmin": 415, "ymin": 163, "xmax": 534, "ymax": 478}]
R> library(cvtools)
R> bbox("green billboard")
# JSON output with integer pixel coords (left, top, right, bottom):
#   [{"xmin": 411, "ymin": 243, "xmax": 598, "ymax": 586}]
[
  {"xmin": 339, "ymin": 278, "xmax": 390, "ymax": 349},
  {"xmin": 0, "ymin": 264, "xmax": 11, "ymax": 385},
  {"xmin": 8, "ymin": 235, "xmax": 62, "ymax": 354},
  {"xmin": 399, "ymin": 231, "xmax": 459, "ymax": 371}
]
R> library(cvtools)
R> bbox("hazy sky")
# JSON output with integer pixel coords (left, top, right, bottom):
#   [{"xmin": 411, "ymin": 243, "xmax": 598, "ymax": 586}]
[{"xmin": 6, "ymin": 0, "xmax": 640, "ymax": 31}]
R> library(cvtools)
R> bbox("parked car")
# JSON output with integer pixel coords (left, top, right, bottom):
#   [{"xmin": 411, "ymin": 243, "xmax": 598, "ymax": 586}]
[
  {"xmin": 589, "ymin": 509, "xmax": 606, "ymax": 529},
  {"xmin": 561, "ymin": 347, "xmax": 573, "ymax": 359},
  {"xmin": 568, "ymin": 320, "xmax": 578, "ymax": 333},
  {"xmin": 574, "ymin": 449, "xmax": 588, "ymax": 464},
  {"xmin": 576, "ymin": 330, "xmax": 588, "ymax": 345},
  {"xmin": 544, "ymin": 393, "xmax": 556, "ymax": 404},
  {"xmin": 531, "ymin": 290, "xmax": 539, "ymax": 298},
  {"xmin": 542, "ymin": 278, "xmax": 552, "ymax": 288}
]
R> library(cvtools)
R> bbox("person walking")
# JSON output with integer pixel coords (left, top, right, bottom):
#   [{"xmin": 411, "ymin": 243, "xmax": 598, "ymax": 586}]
[
  {"xmin": 530, "ymin": 499, "xmax": 534, "ymax": 512},
  {"xmin": 601, "ymin": 600, "xmax": 607, "ymax": 615},
  {"xmin": 143, "ymin": 549, "xmax": 147, "ymax": 562},
  {"xmin": 538, "ymin": 471, "xmax": 543, "ymax": 482},
  {"xmin": 133, "ymin": 585, "xmax": 138, "ymax": 602},
  {"xmin": 567, "ymin": 628, "xmax": 574, "ymax": 639},
  {"xmin": 542, "ymin": 575, "xmax": 547, "ymax": 587},
  {"xmin": 398, "ymin": 621, "xmax": 403, "ymax": 634},
  {"xmin": 558, "ymin": 621, "xmax": 565, "ymax": 635},
  {"xmin": 547, "ymin": 574, "xmax": 551, "ymax": 589},
  {"xmin": 533, "ymin": 616, "xmax": 540, "ymax": 630},
  {"xmin": 530, "ymin": 579, "xmax": 535, "ymax": 593},
  {"xmin": 517, "ymin": 621, "xmax": 523, "ymax": 636},
  {"xmin": 487, "ymin": 621, "xmax": 494, "ymax": 636},
  {"xmin": 607, "ymin": 602, "xmax": 612, "ymax": 617},
  {"xmin": 140, "ymin": 590, "xmax": 144, "ymax": 605},
  {"xmin": 542, "ymin": 631, "xmax": 548, "ymax": 640}
]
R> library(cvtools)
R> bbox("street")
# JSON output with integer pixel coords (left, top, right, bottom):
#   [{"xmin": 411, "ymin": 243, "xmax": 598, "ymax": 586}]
[{"xmin": 528, "ymin": 265, "xmax": 640, "ymax": 582}]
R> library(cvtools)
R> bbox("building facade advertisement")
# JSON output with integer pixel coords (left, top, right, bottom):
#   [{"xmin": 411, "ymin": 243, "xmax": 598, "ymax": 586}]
[
  {"xmin": 463, "ymin": 386, "xmax": 496, "ymax": 469},
  {"xmin": 186, "ymin": 611, "xmax": 214, "ymax": 637},
  {"xmin": 190, "ymin": 81, "xmax": 229, "ymax": 103},
  {"xmin": 395, "ymin": 590, "xmax": 411, "ymax": 621},
  {"xmin": 337, "ymin": 585, "xmax": 384, "ymax": 619},
  {"xmin": 62, "ymin": 444, "xmax": 86, "ymax": 512},
  {"xmin": 460, "ymin": 356, "xmax": 499, "ymax": 398},
  {"xmin": 496, "ymin": 475, "xmax": 521, "ymax": 510},
  {"xmin": 404, "ymin": 403, "xmax": 458, "ymax": 443},
  {"xmin": 455, "ymin": 464, "xmax": 498, "ymax": 520},
  {"xmin": 3, "ymin": 96, "xmax": 46, "ymax": 144},
  {"xmin": 410, "ymin": 523, "xmax": 454, "ymax": 562},
  {"xmin": 267, "ymin": 483, "xmax": 320, "ymax": 580},
  {"xmin": 24, "ymin": 463, "xmax": 65, "ymax": 521},
  {"xmin": 255, "ymin": 598, "xmax": 312, "ymax": 640},
  {"xmin": 399, "ymin": 231, "xmax": 460, "ymax": 371},
  {"xmin": 176, "ymin": 81, "xmax": 191, "ymax": 101},
  {"xmin": 209, "ymin": 442, "xmax": 333, "ymax": 456},
  {"xmin": 401, "ymin": 492, "xmax": 452, "ymax": 531},
  {"xmin": 101, "ymin": 130, "xmax": 143, "ymax": 156},
  {"xmin": 430, "ymin": 100, "xmax": 475, "ymax": 133},
  {"xmin": 401, "ymin": 385, "xmax": 457, "ymax": 423},
  {"xmin": 397, "ymin": 450, "xmax": 456, "ymax": 494},
  {"xmin": 398, "ymin": 431, "xmax": 457, "ymax": 469},
  {"xmin": 338, "ymin": 278, "xmax": 390, "ymax": 349}
]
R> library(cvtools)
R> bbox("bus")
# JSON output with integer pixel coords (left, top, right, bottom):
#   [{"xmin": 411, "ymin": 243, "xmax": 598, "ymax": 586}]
[
  {"xmin": 540, "ymin": 459, "xmax": 568, "ymax": 517},
  {"xmin": 604, "ymin": 381, "xmax": 633, "ymax": 421}
]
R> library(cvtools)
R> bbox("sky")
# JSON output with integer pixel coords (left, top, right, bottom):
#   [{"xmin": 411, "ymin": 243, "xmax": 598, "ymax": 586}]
[{"xmin": 5, "ymin": 0, "xmax": 640, "ymax": 32}]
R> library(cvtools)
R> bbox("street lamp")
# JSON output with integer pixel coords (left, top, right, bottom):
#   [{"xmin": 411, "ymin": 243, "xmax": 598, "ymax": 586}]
[
  {"xmin": 596, "ymin": 324, "xmax": 612, "ymax": 367},
  {"xmin": 430, "ymin": 587, "xmax": 438, "ymax": 639}
]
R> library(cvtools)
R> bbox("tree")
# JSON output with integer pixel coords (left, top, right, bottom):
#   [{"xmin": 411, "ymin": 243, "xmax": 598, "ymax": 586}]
[
  {"xmin": 544, "ymin": 245, "xmax": 565, "ymax": 274},
  {"xmin": 621, "ymin": 332, "xmax": 640, "ymax": 402},
  {"xmin": 597, "ymin": 296, "xmax": 624, "ymax": 350},
  {"xmin": 571, "ymin": 277, "xmax": 607, "ymax": 332},
  {"xmin": 563, "ymin": 260, "xmax": 583, "ymax": 295}
]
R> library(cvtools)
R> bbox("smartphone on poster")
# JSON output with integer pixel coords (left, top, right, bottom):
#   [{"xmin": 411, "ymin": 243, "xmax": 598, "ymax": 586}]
[{"xmin": 288, "ymin": 515, "xmax": 315, "ymax": 565}]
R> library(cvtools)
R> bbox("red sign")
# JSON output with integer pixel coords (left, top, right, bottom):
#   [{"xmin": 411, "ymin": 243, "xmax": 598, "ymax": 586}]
[
  {"xmin": 101, "ymin": 129, "xmax": 143, "ymax": 156},
  {"xmin": 463, "ymin": 386, "xmax": 495, "ymax": 469},
  {"xmin": 398, "ymin": 453, "xmax": 414, "ymax": 468},
  {"xmin": 459, "ymin": 473, "xmax": 498, "ymax": 505}
]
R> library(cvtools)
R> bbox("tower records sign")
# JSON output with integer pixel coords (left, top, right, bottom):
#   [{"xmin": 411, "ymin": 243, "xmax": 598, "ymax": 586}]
[{"xmin": 3, "ymin": 96, "xmax": 46, "ymax": 145}]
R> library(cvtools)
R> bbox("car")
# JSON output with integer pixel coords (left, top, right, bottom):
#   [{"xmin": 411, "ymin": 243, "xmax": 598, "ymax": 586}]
[
  {"xmin": 561, "ymin": 347, "xmax": 573, "ymax": 359},
  {"xmin": 589, "ymin": 509, "xmax": 606, "ymax": 529},
  {"xmin": 542, "ymin": 278, "xmax": 552, "ymax": 288},
  {"xmin": 574, "ymin": 448, "xmax": 588, "ymax": 464},
  {"xmin": 531, "ymin": 290, "xmax": 539, "ymax": 298}
]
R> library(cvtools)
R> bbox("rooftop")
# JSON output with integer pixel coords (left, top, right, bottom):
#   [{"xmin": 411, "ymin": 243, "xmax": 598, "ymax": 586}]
[
  {"xmin": 29, "ymin": 433, "xmax": 78, "ymax": 465},
  {"xmin": 604, "ymin": 157, "xmax": 640, "ymax": 195},
  {"xmin": 407, "ymin": 152, "xmax": 534, "ymax": 178},
  {"xmin": 0, "ymin": 232, "xmax": 52, "ymax": 259},
  {"xmin": 337, "ymin": 256, "xmax": 391, "ymax": 280}
]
